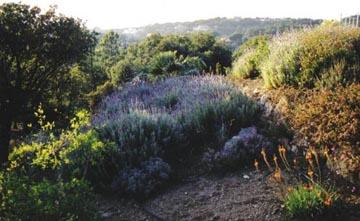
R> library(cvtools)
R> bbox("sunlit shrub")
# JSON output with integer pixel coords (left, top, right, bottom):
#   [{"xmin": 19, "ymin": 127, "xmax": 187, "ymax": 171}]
[
  {"xmin": 231, "ymin": 36, "xmax": 269, "ymax": 79},
  {"xmin": 0, "ymin": 173, "xmax": 98, "ymax": 221},
  {"xmin": 260, "ymin": 31, "xmax": 302, "ymax": 88},
  {"xmin": 261, "ymin": 25, "xmax": 360, "ymax": 88},
  {"xmin": 9, "ymin": 111, "xmax": 118, "ymax": 188}
]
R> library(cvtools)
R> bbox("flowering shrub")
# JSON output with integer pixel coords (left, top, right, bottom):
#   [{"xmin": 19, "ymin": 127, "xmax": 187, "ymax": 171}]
[
  {"xmin": 111, "ymin": 157, "xmax": 171, "ymax": 199},
  {"xmin": 261, "ymin": 25, "xmax": 360, "ymax": 88},
  {"xmin": 98, "ymin": 112, "xmax": 181, "ymax": 169},
  {"xmin": 93, "ymin": 75, "xmax": 259, "ymax": 196},
  {"xmin": 94, "ymin": 75, "xmax": 259, "ymax": 167},
  {"xmin": 0, "ymin": 173, "xmax": 98, "ymax": 221}
]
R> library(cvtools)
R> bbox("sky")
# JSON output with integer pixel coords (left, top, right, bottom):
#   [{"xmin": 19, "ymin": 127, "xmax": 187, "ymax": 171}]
[{"xmin": 1, "ymin": 0, "xmax": 360, "ymax": 29}]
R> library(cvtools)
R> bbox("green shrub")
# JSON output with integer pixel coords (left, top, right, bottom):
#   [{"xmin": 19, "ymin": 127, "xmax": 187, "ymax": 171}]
[
  {"xmin": 87, "ymin": 81, "xmax": 115, "ymax": 110},
  {"xmin": 110, "ymin": 58, "xmax": 137, "ymax": 85},
  {"xmin": 59, "ymin": 129, "xmax": 119, "ymax": 188},
  {"xmin": 231, "ymin": 36, "xmax": 269, "ymax": 79},
  {"xmin": 0, "ymin": 173, "xmax": 98, "ymax": 221},
  {"xmin": 285, "ymin": 184, "xmax": 337, "ymax": 219},
  {"xmin": 261, "ymin": 32, "xmax": 302, "ymax": 88},
  {"xmin": 148, "ymin": 51, "xmax": 182, "ymax": 77},
  {"xmin": 9, "ymin": 111, "xmax": 118, "ymax": 188},
  {"xmin": 261, "ymin": 25, "xmax": 360, "ymax": 88}
]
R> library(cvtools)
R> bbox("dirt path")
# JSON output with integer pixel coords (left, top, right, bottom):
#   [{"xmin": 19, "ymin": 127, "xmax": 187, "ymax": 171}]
[{"xmin": 98, "ymin": 171, "xmax": 284, "ymax": 221}]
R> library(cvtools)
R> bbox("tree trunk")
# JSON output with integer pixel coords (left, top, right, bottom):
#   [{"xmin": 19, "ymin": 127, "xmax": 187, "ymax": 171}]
[
  {"xmin": 0, "ymin": 101, "xmax": 13, "ymax": 164},
  {"xmin": 0, "ymin": 118, "xmax": 11, "ymax": 164}
]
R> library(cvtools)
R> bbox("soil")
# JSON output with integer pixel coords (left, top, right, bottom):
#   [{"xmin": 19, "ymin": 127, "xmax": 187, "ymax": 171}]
[{"xmin": 97, "ymin": 171, "xmax": 285, "ymax": 221}]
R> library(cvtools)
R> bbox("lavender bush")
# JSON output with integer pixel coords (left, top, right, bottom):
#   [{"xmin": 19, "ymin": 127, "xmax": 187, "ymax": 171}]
[
  {"xmin": 111, "ymin": 157, "xmax": 171, "ymax": 198},
  {"xmin": 93, "ymin": 75, "xmax": 260, "ymax": 197}
]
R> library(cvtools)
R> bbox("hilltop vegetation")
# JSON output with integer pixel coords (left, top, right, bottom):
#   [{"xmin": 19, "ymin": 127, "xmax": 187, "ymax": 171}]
[{"xmin": 107, "ymin": 17, "xmax": 322, "ymax": 49}]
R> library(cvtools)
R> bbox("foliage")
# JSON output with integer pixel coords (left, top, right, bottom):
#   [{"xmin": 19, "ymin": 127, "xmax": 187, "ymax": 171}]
[
  {"xmin": 0, "ymin": 173, "xmax": 98, "ymax": 221},
  {"xmin": 260, "ymin": 31, "xmax": 302, "ymax": 88},
  {"xmin": 111, "ymin": 157, "xmax": 171, "ymax": 199},
  {"xmin": 108, "ymin": 32, "xmax": 232, "ymax": 84},
  {"xmin": 0, "ymin": 3, "xmax": 96, "ymax": 163},
  {"xmin": 231, "ymin": 36, "xmax": 270, "ymax": 79},
  {"xmin": 261, "ymin": 25, "xmax": 360, "ymax": 88},
  {"xmin": 148, "ymin": 51, "xmax": 182, "ymax": 77},
  {"xmin": 285, "ymin": 184, "xmax": 337, "ymax": 219},
  {"xmin": 94, "ymin": 30, "xmax": 125, "ymax": 77},
  {"xmin": 287, "ymin": 85, "xmax": 360, "ymax": 181},
  {"xmin": 87, "ymin": 81, "xmax": 115, "ymax": 110},
  {"xmin": 109, "ymin": 58, "xmax": 138, "ymax": 84},
  {"xmin": 98, "ymin": 112, "xmax": 180, "ymax": 169},
  {"xmin": 9, "ymin": 111, "xmax": 118, "ymax": 188},
  {"xmin": 113, "ymin": 17, "xmax": 322, "ymax": 49}
]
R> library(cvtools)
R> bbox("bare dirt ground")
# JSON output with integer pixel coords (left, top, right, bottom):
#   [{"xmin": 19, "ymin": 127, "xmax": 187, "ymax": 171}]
[{"xmin": 97, "ymin": 171, "xmax": 285, "ymax": 221}]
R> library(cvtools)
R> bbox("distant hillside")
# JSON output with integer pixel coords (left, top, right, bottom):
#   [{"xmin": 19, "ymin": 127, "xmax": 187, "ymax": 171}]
[{"xmin": 98, "ymin": 17, "xmax": 322, "ymax": 49}]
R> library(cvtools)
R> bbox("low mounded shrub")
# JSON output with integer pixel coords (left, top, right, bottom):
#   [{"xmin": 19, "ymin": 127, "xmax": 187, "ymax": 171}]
[
  {"xmin": 93, "ymin": 75, "xmax": 260, "ymax": 196},
  {"xmin": 0, "ymin": 173, "xmax": 98, "ymax": 221},
  {"xmin": 261, "ymin": 24, "xmax": 360, "ymax": 88},
  {"xmin": 231, "ymin": 36, "xmax": 269, "ymax": 79},
  {"xmin": 208, "ymin": 126, "xmax": 273, "ymax": 169},
  {"xmin": 111, "ymin": 157, "xmax": 171, "ymax": 199},
  {"xmin": 266, "ymin": 83, "xmax": 360, "ymax": 182},
  {"xmin": 98, "ymin": 112, "xmax": 181, "ymax": 169},
  {"xmin": 289, "ymin": 85, "xmax": 360, "ymax": 182}
]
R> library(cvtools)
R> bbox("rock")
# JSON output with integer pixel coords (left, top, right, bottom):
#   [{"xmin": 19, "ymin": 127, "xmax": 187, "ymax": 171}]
[
  {"xmin": 101, "ymin": 212, "xmax": 113, "ymax": 219},
  {"xmin": 243, "ymin": 175, "xmax": 250, "ymax": 179},
  {"xmin": 213, "ymin": 126, "xmax": 273, "ymax": 168},
  {"xmin": 264, "ymin": 102, "xmax": 274, "ymax": 117},
  {"xmin": 291, "ymin": 145, "xmax": 298, "ymax": 154},
  {"xmin": 259, "ymin": 94, "xmax": 269, "ymax": 105}
]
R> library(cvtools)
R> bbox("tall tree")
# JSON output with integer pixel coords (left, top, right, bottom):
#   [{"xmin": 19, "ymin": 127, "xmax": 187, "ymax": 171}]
[
  {"xmin": 95, "ymin": 30, "xmax": 124, "ymax": 78},
  {"xmin": 0, "ymin": 3, "xmax": 96, "ymax": 163}
]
